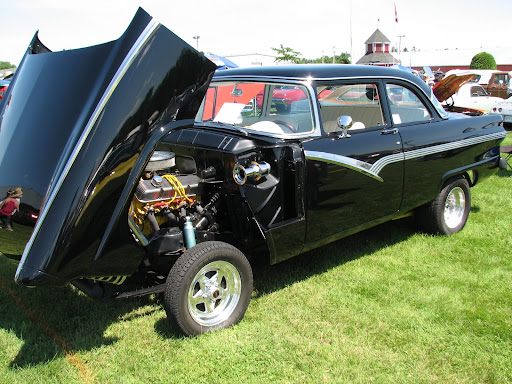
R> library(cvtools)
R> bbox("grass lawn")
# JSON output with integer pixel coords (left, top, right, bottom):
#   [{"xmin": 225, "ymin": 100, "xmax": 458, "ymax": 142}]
[{"xmin": 1, "ymin": 136, "xmax": 511, "ymax": 383}]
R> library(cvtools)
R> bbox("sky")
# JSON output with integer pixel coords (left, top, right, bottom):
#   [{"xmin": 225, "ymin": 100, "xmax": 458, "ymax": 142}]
[{"xmin": 2, "ymin": 0, "xmax": 512, "ymax": 66}]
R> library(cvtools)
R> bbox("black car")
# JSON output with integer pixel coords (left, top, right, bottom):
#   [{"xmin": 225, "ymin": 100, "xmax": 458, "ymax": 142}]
[{"xmin": 0, "ymin": 8, "xmax": 507, "ymax": 335}]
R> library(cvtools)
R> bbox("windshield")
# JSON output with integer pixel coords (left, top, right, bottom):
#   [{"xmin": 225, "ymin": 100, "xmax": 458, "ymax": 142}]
[
  {"xmin": 195, "ymin": 81, "xmax": 314, "ymax": 135},
  {"xmin": 429, "ymin": 87, "xmax": 449, "ymax": 119}
]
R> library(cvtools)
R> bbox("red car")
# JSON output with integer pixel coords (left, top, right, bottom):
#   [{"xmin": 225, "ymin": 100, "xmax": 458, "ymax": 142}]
[
  {"xmin": 272, "ymin": 85, "xmax": 307, "ymax": 111},
  {"xmin": 0, "ymin": 78, "xmax": 11, "ymax": 101}
]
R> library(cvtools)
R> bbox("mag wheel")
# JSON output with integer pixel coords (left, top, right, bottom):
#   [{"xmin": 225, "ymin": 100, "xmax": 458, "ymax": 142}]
[
  {"xmin": 164, "ymin": 241, "xmax": 253, "ymax": 336},
  {"xmin": 417, "ymin": 177, "xmax": 471, "ymax": 235}
]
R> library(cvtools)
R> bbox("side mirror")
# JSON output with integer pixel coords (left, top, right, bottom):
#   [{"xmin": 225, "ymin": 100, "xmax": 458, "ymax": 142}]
[{"xmin": 336, "ymin": 115, "xmax": 352, "ymax": 138}]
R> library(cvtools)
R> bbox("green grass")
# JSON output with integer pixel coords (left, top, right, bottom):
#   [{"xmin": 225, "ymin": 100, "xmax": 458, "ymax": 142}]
[{"xmin": 1, "ymin": 137, "xmax": 511, "ymax": 383}]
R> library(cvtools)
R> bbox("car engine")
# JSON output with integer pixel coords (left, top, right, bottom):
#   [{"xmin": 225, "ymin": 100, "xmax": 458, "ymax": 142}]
[{"xmin": 130, "ymin": 151, "xmax": 220, "ymax": 256}]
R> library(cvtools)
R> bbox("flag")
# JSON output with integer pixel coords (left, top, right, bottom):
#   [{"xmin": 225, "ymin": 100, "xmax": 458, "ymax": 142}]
[{"xmin": 394, "ymin": 3, "xmax": 398, "ymax": 23}]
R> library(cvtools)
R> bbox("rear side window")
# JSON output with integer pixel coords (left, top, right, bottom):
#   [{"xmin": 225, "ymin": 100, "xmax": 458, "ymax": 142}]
[
  {"xmin": 317, "ymin": 83, "xmax": 385, "ymax": 133},
  {"xmin": 385, "ymin": 84, "xmax": 432, "ymax": 124}
]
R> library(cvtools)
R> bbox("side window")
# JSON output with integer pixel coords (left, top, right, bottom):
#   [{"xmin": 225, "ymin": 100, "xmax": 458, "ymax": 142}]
[
  {"xmin": 470, "ymin": 86, "xmax": 487, "ymax": 97},
  {"xmin": 494, "ymin": 74, "xmax": 508, "ymax": 85},
  {"xmin": 317, "ymin": 83, "xmax": 385, "ymax": 133},
  {"xmin": 386, "ymin": 84, "xmax": 432, "ymax": 124}
]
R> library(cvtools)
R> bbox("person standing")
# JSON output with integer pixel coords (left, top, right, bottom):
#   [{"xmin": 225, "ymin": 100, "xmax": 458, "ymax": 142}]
[{"xmin": 0, "ymin": 187, "xmax": 22, "ymax": 231}]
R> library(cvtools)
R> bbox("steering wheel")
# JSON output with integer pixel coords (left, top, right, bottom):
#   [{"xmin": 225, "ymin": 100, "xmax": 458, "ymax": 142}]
[{"xmin": 273, "ymin": 120, "xmax": 297, "ymax": 133}]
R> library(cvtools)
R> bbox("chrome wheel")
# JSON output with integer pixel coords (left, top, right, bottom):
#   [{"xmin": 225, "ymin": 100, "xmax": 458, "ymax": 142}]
[
  {"xmin": 165, "ymin": 241, "xmax": 253, "ymax": 335},
  {"xmin": 443, "ymin": 186, "xmax": 466, "ymax": 229},
  {"xmin": 187, "ymin": 261, "xmax": 242, "ymax": 327},
  {"xmin": 416, "ymin": 176, "xmax": 470, "ymax": 235}
]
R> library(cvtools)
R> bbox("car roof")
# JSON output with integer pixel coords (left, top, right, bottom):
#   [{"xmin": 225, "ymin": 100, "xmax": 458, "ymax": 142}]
[{"xmin": 212, "ymin": 64, "xmax": 431, "ymax": 93}]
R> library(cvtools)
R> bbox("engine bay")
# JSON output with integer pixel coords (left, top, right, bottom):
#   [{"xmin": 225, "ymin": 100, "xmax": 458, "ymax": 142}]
[{"xmin": 130, "ymin": 151, "xmax": 221, "ymax": 256}]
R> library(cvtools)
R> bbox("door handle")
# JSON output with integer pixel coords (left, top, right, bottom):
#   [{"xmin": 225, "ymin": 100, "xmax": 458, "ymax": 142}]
[{"xmin": 381, "ymin": 128, "xmax": 399, "ymax": 135}]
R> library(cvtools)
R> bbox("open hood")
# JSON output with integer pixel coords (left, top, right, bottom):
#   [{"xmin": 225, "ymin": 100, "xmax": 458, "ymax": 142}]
[
  {"xmin": 432, "ymin": 73, "xmax": 476, "ymax": 102},
  {"xmin": 0, "ymin": 8, "xmax": 216, "ymax": 286}
]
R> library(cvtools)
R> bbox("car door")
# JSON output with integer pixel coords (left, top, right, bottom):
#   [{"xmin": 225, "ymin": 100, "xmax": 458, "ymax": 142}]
[
  {"xmin": 303, "ymin": 81, "xmax": 404, "ymax": 244},
  {"xmin": 488, "ymin": 73, "xmax": 509, "ymax": 98}
]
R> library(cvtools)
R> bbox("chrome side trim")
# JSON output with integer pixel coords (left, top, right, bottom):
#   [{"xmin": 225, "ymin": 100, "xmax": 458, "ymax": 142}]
[
  {"xmin": 305, "ymin": 131, "xmax": 505, "ymax": 182},
  {"xmin": 305, "ymin": 150, "xmax": 384, "ymax": 182},
  {"xmin": 402, "ymin": 131, "xmax": 506, "ymax": 161},
  {"xmin": 17, "ymin": 19, "xmax": 160, "ymax": 276},
  {"xmin": 370, "ymin": 152, "xmax": 405, "ymax": 175}
]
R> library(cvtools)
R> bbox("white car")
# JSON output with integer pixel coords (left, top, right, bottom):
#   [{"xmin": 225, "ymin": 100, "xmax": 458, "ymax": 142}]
[
  {"xmin": 443, "ymin": 83, "xmax": 502, "ymax": 115},
  {"xmin": 490, "ymin": 97, "xmax": 512, "ymax": 128},
  {"xmin": 443, "ymin": 69, "xmax": 496, "ymax": 86}
]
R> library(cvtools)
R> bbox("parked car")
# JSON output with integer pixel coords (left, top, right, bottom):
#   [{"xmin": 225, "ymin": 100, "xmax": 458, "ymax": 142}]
[
  {"xmin": 434, "ymin": 74, "xmax": 503, "ymax": 115},
  {"xmin": 485, "ymin": 72, "xmax": 510, "ymax": 99},
  {"xmin": 443, "ymin": 70, "xmax": 510, "ymax": 99},
  {"xmin": 444, "ymin": 69, "xmax": 496, "ymax": 87},
  {"xmin": 0, "ymin": 9, "xmax": 507, "ymax": 336},
  {"xmin": 0, "ymin": 78, "xmax": 11, "ymax": 101},
  {"xmin": 12, "ymin": 202, "xmax": 40, "ymax": 226},
  {"xmin": 490, "ymin": 97, "xmax": 512, "ymax": 128}
]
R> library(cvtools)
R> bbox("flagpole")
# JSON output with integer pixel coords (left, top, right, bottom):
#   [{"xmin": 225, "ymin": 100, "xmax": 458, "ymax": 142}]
[
  {"xmin": 350, "ymin": 0, "xmax": 353, "ymax": 64},
  {"xmin": 394, "ymin": 1, "xmax": 398, "ymax": 65}
]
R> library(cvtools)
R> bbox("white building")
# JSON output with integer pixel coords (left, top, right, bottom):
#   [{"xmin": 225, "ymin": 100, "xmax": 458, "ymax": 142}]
[{"xmin": 221, "ymin": 53, "xmax": 277, "ymax": 67}]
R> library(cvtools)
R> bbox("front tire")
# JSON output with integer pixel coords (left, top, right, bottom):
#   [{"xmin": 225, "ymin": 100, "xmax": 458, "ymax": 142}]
[
  {"xmin": 416, "ymin": 177, "xmax": 471, "ymax": 235},
  {"xmin": 164, "ymin": 241, "xmax": 253, "ymax": 336}
]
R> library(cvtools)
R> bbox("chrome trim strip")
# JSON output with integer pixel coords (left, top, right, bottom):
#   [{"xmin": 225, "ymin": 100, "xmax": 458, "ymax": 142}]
[
  {"xmin": 305, "ymin": 131, "xmax": 505, "ymax": 182},
  {"xmin": 403, "ymin": 131, "xmax": 506, "ymax": 161},
  {"xmin": 268, "ymin": 206, "xmax": 282, "ymax": 227},
  {"xmin": 17, "ymin": 19, "xmax": 160, "ymax": 276},
  {"xmin": 304, "ymin": 150, "xmax": 384, "ymax": 182},
  {"xmin": 370, "ymin": 152, "xmax": 404, "ymax": 175}
]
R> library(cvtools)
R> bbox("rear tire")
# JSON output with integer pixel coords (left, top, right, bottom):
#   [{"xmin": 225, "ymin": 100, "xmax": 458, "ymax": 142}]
[
  {"xmin": 164, "ymin": 241, "xmax": 253, "ymax": 336},
  {"xmin": 416, "ymin": 177, "xmax": 471, "ymax": 235}
]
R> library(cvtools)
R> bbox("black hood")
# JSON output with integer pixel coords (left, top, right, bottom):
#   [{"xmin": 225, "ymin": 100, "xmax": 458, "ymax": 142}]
[{"xmin": 0, "ymin": 8, "xmax": 216, "ymax": 286}]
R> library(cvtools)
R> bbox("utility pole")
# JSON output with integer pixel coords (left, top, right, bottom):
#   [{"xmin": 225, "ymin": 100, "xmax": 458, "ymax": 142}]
[
  {"xmin": 349, "ymin": 0, "xmax": 353, "ymax": 64},
  {"xmin": 193, "ymin": 36, "xmax": 200, "ymax": 51},
  {"xmin": 397, "ymin": 35, "xmax": 405, "ymax": 64}
]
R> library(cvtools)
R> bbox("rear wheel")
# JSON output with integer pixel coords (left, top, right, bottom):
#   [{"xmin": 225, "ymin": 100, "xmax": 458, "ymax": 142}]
[
  {"xmin": 416, "ymin": 177, "xmax": 471, "ymax": 235},
  {"xmin": 164, "ymin": 241, "xmax": 253, "ymax": 336}
]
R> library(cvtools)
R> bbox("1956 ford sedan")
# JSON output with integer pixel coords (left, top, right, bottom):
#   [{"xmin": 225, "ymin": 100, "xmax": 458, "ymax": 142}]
[{"xmin": 0, "ymin": 9, "xmax": 507, "ymax": 335}]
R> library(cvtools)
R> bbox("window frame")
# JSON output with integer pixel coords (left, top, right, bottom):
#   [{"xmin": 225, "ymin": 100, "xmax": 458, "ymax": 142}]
[
  {"xmin": 196, "ymin": 80, "xmax": 317, "ymax": 138},
  {"xmin": 382, "ymin": 80, "xmax": 439, "ymax": 127},
  {"xmin": 314, "ymin": 79, "xmax": 390, "ymax": 135}
]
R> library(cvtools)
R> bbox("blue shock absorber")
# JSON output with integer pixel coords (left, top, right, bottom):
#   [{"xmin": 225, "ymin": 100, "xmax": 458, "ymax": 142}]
[{"xmin": 183, "ymin": 216, "xmax": 196, "ymax": 249}]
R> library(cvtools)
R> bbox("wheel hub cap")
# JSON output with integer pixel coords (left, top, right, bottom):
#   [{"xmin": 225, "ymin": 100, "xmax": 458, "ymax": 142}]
[
  {"xmin": 444, "ymin": 186, "xmax": 465, "ymax": 229},
  {"xmin": 187, "ymin": 261, "xmax": 242, "ymax": 327}
]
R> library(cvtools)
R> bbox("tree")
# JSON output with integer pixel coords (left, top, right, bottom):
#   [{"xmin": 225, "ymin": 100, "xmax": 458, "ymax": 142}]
[
  {"xmin": 470, "ymin": 52, "xmax": 497, "ymax": 70},
  {"xmin": 0, "ymin": 61, "xmax": 16, "ymax": 70},
  {"xmin": 271, "ymin": 45, "xmax": 301, "ymax": 64},
  {"xmin": 299, "ymin": 53, "xmax": 351, "ymax": 64}
]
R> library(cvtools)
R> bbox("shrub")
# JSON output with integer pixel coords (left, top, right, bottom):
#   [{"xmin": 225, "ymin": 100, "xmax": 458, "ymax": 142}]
[{"xmin": 470, "ymin": 52, "xmax": 497, "ymax": 70}]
